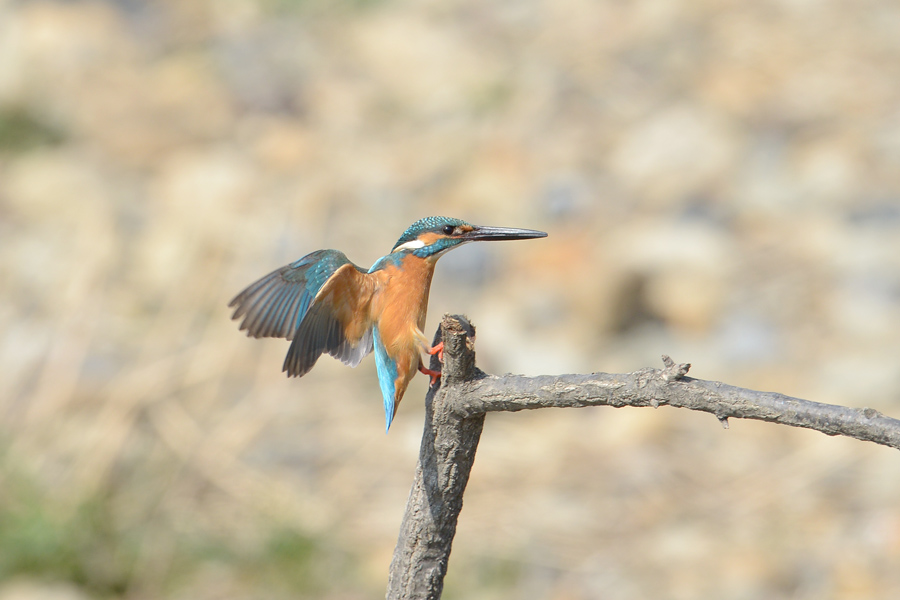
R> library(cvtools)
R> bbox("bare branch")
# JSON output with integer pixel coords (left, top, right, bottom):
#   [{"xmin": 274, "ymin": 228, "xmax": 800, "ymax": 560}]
[
  {"xmin": 454, "ymin": 359, "xmax": 900, "ymax": 451},
  {"xmin": 387, "ymin": 315, "xmax": 900, "ymax": 599}
]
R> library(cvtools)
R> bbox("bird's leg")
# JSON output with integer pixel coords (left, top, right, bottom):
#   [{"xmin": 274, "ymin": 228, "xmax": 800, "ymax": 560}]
[
  {"xmin": 418, "ymin": 362, "xmax": 441, "ymax": 386},
  {"xmin": 415, "ymin": 329, "xmax": 442, "ymax": 385},
  {"xmin": 426, "ymin": 341, "xmax": 444, "ymax": 363}
]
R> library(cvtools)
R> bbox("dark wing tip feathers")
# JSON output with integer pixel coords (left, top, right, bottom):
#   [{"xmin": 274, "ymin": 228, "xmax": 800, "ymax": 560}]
[
  {"xmin": 282, "ymin": 291, "xmax": 373, "ymax": 377},
  {"xmin": 229, "ymin": 250, "xmax": 356, "ymax": 341},
  {"xmin": 228, "ymin": 268, "xmax": 312, "ymax": 340},
  {"xmin": 282, "ymin": 302, "xmax": 342, "ymax": 377}
]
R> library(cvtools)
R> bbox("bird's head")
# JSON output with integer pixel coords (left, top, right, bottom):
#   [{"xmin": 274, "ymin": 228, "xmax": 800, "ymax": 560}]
[{"xmin": 391, "ymin": 216, "xmax": 547, "ymax": 259}]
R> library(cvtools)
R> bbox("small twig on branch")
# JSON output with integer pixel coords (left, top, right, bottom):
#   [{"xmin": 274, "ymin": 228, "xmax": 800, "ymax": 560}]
[{"xmin": 387, "ymin": 315, "xmax": 900, "ymax": 600}]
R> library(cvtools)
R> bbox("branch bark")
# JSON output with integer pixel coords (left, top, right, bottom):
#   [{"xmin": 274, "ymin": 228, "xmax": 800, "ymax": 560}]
[
  {"xmin": 387, "ymin": 315, "xmax": 900, "ymax": 599},
  {"xmin": 386, "ymin": 316, "xmax": 483, "ymax": 600}
]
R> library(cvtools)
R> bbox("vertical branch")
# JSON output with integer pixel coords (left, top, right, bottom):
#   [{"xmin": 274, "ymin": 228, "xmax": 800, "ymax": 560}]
[{"xmin": 386, "ymin": 315, "xmax": 483, "ymax": 600}]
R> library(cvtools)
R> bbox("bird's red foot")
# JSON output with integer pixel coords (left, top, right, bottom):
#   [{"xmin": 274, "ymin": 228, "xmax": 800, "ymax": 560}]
[
  {"xmin": 418, "ymin": 364, "xmax": 442, "ymax": 386},
  {"xmin": 427, "ymin": 341, "xmax": 445, "ymax": 363}
]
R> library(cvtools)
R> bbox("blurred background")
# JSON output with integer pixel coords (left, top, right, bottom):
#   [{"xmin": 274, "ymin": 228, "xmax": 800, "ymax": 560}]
[{"xmin": 2, "ymin": 0, "xmax": 900, "ymax": 598}]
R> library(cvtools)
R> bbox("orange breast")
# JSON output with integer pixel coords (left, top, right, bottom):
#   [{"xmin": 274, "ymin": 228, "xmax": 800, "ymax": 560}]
[
  {"xmin": 370, "ymin": 255, "xmax": 437, "ymax": 397},
  {"xmin": 371, "ymin": 255, "xmax": 436, "ymax": 354}
]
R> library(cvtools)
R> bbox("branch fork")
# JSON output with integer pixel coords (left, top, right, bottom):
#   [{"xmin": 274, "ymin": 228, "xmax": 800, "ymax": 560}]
[{"xmin": 387, "ymin": 314, "xmax": 900, "ymax": 599}]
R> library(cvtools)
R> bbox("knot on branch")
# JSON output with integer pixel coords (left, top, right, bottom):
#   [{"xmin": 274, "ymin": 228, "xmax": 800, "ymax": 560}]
[
  {"xmin": 863, "ymin": 407, "xmax": 884, "ymax": 420},
  {"xmin": 661, "ymin": 355, "xmax": 691, "ymax": 382}
]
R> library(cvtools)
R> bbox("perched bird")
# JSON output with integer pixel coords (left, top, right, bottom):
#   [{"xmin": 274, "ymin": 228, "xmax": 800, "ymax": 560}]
[{"xmin": 229, "ymin": 216, "xmax": 547, "ymax": 431}]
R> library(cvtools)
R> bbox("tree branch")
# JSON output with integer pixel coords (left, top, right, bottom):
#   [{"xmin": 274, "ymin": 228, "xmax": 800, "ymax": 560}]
[
  {"xmin": 456, "ymin": 359, "xmax": 900, "ymax": 451},
  {"xmin": 387, "ymin": 315, "xmax": 900, "ymax": 599},
  {"xmin": 386, "ymin": 316, "xmax": 483, "ymax": 600}
]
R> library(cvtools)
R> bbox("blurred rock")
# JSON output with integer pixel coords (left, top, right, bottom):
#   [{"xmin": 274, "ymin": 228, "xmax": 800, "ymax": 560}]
[
  {"xmin": 349, "ymin": 11, "xmax": 503, "ymax": 119},
  {"xmin": 609, "ymin": 105, "xmax": 739, "ymax": 205}
]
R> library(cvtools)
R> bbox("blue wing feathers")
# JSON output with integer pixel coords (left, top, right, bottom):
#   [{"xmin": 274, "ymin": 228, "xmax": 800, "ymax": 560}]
[
  {"xmin": 229, "ymin": 249, "xmax": 357, "ymax": 340},
  {"xmin": 283, "ymin": 301, "xmax": 342, "ymax": 377}
]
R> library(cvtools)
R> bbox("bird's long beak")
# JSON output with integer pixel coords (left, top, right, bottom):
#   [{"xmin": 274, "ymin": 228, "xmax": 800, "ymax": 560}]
[{"xmin": 463, "ymin": 225, "xmax": 548, "ymax": 242}]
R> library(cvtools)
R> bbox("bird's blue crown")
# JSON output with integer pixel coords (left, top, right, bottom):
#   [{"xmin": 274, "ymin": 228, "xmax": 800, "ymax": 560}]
[{"xmin": 391, "ymin": 216, "xmax": 472, "ymax": 257}]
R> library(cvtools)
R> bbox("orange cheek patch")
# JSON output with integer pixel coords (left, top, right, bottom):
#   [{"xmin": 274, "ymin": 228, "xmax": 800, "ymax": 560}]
[{"xmin": 418, "ymin": 232, "xmax": 442, "ymax": 246}]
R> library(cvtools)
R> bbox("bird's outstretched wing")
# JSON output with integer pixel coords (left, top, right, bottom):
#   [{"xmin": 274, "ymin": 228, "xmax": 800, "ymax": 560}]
[
  {"xmin": 283, "ymin": 262, "xmax": 376, "ymax": 377},
  {"xmin": 229, "ymin": 249, "xmax": 366, "ymax": 341}
]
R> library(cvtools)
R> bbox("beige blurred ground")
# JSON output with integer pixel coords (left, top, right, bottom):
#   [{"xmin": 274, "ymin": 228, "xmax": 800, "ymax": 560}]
[{"xmin": 1, "ymin": 0, "xmax": 899, "ymax": 598}]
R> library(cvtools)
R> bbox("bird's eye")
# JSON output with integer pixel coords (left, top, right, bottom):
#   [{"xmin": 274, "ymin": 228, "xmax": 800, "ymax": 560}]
[{"xmin": 442, "ymin": 225, "xmax": 455, "ymax": 235}]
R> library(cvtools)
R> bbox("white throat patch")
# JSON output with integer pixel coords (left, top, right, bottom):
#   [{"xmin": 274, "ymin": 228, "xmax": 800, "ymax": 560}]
[{"xmin": 393, "ymin": 239, "xmax": 426, "ymax": 253}]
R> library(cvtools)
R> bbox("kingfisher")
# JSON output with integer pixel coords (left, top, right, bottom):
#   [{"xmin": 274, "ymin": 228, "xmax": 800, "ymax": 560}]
[{"xmin": 229, "ymin": 216, "xmax": 546, "ymax": 431}]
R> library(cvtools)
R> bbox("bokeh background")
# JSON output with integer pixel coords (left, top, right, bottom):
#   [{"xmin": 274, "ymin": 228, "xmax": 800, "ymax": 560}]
[{"xmin": 2, "ymin": 0, "xmax": 900, "ymax": 598}]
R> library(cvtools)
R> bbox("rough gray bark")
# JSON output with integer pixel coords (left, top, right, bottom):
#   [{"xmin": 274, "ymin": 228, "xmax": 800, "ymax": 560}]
[
  {"xmin": 386, "ymin": 316, "xmax": 483, "ymax": 600},
  {"xmin": 387, "ymin": 315, "xmax": 900, "ymax": 599}
]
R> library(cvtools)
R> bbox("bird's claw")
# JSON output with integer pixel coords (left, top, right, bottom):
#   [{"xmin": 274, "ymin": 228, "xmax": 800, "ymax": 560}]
[
  {"xmin": 418, "ymin": 364, "xmax": 442, "ymax": 386},
  {"xmin": 427, "ymin": 341, "xmax": 445, "ymax": 363}
]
